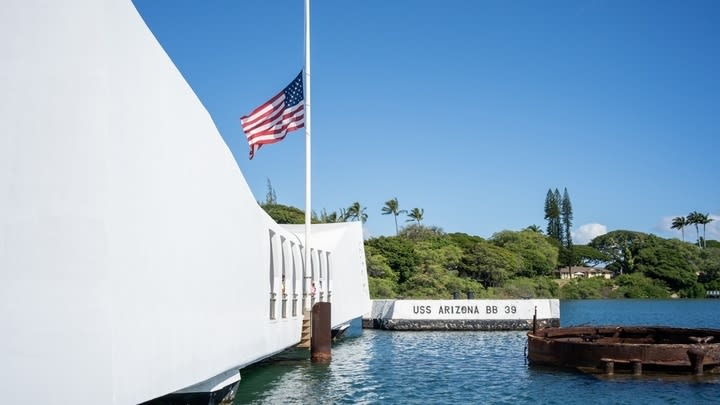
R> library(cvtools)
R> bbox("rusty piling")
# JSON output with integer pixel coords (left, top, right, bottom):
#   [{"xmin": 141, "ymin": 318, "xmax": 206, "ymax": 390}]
[
  {"xmin": 687, "ymin": 348, "xmax": 705, "ymax": 376},
  {"xmin": 601, "ymin": 358, "xmax": 614, "ymax": 375},
  {"xmin": 630, "ymin": 359, "xmax": 642, "ymax": 376},
  {"xmin": 311, "ymin": 302, "xmax": 332, "ymax": 363}
]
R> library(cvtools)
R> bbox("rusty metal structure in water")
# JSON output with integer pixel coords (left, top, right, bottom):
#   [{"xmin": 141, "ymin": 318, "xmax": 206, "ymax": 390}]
[{"xmin": 527, "ymin": 326, "xmax": 720, "ymax": 376}]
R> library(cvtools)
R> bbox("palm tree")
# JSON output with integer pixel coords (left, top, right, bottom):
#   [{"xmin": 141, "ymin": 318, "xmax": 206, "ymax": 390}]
[
  {"xmin": 347, "ymin": 202, "xmax": 368, "ymax": 224},
  {"xmin": 381, "ymin": 197, "xmax": 405, "ymax": 235},
  {"xmin": 406, "ymin": 208, "xmax": 424, "ymax": 224},
  {"xmin": 687, "ymin": 211, "xmax": 703, "ymax": 247},
  {"xmin": 698, "ymin": 213, "xmax": 714, "ymax": 248},
  {"xmin": 317, "ymin": 209, "xmax": 335, "ymax": 223},
  {"xmin": 318, "ymin": 209, "xmax": 347, "ymax": 223},
  {"xmin": 525, "ymin": 224, "xmax": 543, "ymax": 234},
  {"xmin": 671, "ymin": 216, "xmax": 688, "ymax": 241}
]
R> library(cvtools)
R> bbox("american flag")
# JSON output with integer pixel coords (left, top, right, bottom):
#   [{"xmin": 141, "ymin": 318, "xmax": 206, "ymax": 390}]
[{"xmin": 241, "ymin": 71, "xmax": 305, "ymax": 159}]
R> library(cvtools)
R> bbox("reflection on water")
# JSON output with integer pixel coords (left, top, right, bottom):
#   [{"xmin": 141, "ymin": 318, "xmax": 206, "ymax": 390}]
[{"xmin": 234, "ymin": 300, "xmax": 720, "ymax": 404}]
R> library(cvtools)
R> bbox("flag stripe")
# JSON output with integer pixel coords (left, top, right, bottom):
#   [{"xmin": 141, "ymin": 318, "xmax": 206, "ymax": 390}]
[
  {"xmin": 249, "ymin": 122, "xmax": 305, "ymax": 143},
  {"xmin": 246, "ymin": 106, "xmax": 305, "ymax": 139},
  {"xmin": 245, "ymin": 103, "xmax": 304, "ymax": 136},
  {"xmin": 240, "ymin": 93, "xmax": 286, "ymax": 130},
  {"xmin": 240, "ymin": 71, "xmax": 304, "ymax": 159}
]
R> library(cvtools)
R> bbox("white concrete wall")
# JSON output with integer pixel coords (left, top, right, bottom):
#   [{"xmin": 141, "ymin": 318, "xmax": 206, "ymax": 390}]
[
  {"xmin": 283, "ymin": 222, "xmax": 371, "ymax": 327},
  {"xmin": 0, "ymin": 1, "xmax": 368, "ymax": 404}
]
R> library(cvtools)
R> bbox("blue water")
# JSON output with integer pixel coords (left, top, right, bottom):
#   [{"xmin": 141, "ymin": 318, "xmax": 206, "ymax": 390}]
[{"xmin": 234, "ymin": 300, "xmax": 720, "ymax": 404}]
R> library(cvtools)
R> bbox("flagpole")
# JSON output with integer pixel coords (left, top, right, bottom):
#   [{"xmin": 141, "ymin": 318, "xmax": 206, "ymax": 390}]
[{"xmin": 303, "ymin": 0, "xmax": 312, "ymax": 312}]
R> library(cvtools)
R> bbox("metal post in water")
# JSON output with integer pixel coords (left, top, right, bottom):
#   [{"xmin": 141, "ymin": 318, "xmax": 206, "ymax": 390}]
[
  {"xmin": 311, "ymin": 302, "xmax": 331, "ymax": 363},
  {"xmin": 601, "ymin": 358, "xmax": 614, "ymax": 375},
  {"xmin": 630, "ymin": 359, "xmax": 642, "ymax": 376},
  {"xmin": 688, "ymin": 348, "xmax": 706, "ymax": 376},
  {"xmin": 532, "ymin": 306, "xmax": 537, "ymax": 335}
]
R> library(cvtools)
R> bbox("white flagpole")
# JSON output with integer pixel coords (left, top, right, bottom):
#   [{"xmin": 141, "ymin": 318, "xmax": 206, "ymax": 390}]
[{"xmin": 303, "ymin": 0, "xmax": 312, "ymax": 312}]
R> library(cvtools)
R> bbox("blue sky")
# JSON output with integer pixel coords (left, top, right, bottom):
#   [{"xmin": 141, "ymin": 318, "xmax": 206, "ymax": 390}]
[{"xmin": 133, "ymin": 0, "xmax": 719, "ymax": 243}]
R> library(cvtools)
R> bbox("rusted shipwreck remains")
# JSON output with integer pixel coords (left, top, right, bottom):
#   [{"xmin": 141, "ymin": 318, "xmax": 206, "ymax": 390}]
[{"xmin": 527, "ymin": 326, "xmax": 720, "ymax": 376}]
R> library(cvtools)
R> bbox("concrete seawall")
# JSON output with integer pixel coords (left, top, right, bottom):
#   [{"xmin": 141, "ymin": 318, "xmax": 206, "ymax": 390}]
[{"xmin": 363, "ymin": 299, "xmax": 560, "ymax": 331}]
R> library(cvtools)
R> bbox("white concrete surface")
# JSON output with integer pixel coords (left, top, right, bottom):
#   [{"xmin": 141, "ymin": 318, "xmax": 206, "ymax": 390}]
[{"xmin": 0, "ymin": 1, "xmax": 369, "ymax": 403}]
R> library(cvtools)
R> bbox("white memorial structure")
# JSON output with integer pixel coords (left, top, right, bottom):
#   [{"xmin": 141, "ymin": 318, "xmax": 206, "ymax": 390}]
[{"xmin": 0, "ymin": 1, "xmax": 370, "ymax": 404}]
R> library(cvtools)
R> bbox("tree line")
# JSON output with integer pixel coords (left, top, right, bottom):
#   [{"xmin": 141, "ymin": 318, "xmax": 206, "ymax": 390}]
[
  {"xmin": 260, "ymin": 180, "xmax": 719, "ymax": 299},
  {"xmin": 259, "ymin": 180, "xmax": 424, "ymax": 232}
]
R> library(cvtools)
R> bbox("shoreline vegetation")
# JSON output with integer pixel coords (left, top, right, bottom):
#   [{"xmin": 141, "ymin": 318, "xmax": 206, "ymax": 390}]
[
  {"xmin": 362, "ymin": 227, "xmax": 719, "ymax": 300},
  {"xmin": 260, "ymin": 183, "xmax": 719, "ymax": 300}
]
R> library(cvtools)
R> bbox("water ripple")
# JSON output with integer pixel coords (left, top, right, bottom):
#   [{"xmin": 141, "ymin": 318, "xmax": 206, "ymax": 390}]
[{"xmin": 234, "ymin": 300, "xmax": 720, "ymax": 404}]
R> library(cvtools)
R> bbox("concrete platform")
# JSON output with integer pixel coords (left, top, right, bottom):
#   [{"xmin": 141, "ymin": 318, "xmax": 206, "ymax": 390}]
[{"xmin": 363, "ymin": 299, "xmax": 560, "ymax": 331}]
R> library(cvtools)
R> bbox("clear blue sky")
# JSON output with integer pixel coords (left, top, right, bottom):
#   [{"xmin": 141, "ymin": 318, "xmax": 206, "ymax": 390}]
[{"xmin": 133, "ymin": 0, "xmax": 719, "ymax": 243}]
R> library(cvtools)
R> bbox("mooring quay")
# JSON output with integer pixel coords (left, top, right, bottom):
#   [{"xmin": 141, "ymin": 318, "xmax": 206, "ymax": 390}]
[{"xmin": 363, "ymin": 299, "xmax": 560, "ymax": 331}]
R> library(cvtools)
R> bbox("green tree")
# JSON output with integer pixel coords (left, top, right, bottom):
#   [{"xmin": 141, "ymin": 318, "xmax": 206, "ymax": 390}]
[
  {"xmin": 613, "ymin": 273, "xmax": 670, "ymax": 298},
  {"xmin": 413, "ymin": 239, "xmax": 463, "ymax": 273},
  {"xmin": 524, "ymin": 224, "xmax": 543, "ymax": 234},
  {"xmin": 264, "ymin": 178, "xmax": 277, "ymax": 204},
  {"xmin": 261, "ymin": 203, "xmax": 305, "ymax": 224},
  {"xmin": 698, "ymin": 213, "xmax": 714, "ymax": 248},
  {"xmin": 457, "ymin": 240, "xmax": 521, "ymax": 288},
  {"xmin": 347, "ymin": 201, "xmax": 368, "ymax": 224},
  {"xmin": 572, "ymin": 244, "xmax": 610, "ymax": 267},
  {"xmin": 554, "ymin": 189, "xmax": 562, "ymax": 239},
  {"xmin": 368, "ymin": 277, "xmax": 398, "ymax": 298},
  {"xmin": 402, "ymin": 238, "xmax": 465, "ymax": 297},
  {"xmin": 446, "ymin": 233, "xmax": 486, "ymax": 251},
  {"xmin": 381, "ymin": 197, "xmax": 405, "ymax": 235},
  {"xmin": 560, "ymin": 277, "xmax": 615, "ymax": 299},
  {"xmin": 365, "ymin": 236, "xmax": 418, "ymax": 284},
  {"xmin": 561, "ymin": 188, "xmax": 573, "ymax": 247},
  {"xmin": 671, "ymin": 216, "xmax": 688, "ymax": 242},
  {"xmin": 558, "ymin": 246, "xmax": 575, "ymax": 270},
  {"xmin": 398, "ymin": 224, "xmax": 444, "ymax": 241},
  {"xmin": 502, "ymin": 277, "xmax": 559, "ymax": 299},
  {"xmin": 589, "ymin": 230, "xmax": 649, "ymax": 275},
  {"xmin": 687, "ymin": 211, "xmax": 703, "ymax": 247},
  {"xmin": 406, "ymin": 208, "xmax": 424, "ymax": 224},
  {"xmin": 317, "ymin": 208, "xmax": 346, "ymax": 223},
  {"xmin": 365, "ymin": 246, "xmax": 398, "ymax": 282},
  {"xmin": 698, "ymin": 247, "xmax": 720, "ymax": 290},
  {"xmin": 633, "ymin": 236, "xmax": 699, "ymax": 292},
  {"xmin": 365, "ymin": 245, "xmax": 400, "ymax": 298},
  {"xmin": 490, "ymin": 230, "xmax": 559, "ymax": 277},
  {"xmin": 544, "ymin": 188, "xmax": 562, "ymax": 243},
  {"xmin": 558, "ymin": 188, "xmax": 574, "ymax": 268}
]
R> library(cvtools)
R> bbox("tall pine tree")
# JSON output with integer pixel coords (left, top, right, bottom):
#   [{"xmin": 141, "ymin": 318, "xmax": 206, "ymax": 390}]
[
  {"xmin": 544, "ymin": 189, "xmax": 562, "ymax": 243},
  {"xmin": 559, "ymin": 187, "xmax": 575, "ymax": 267},
  {"xmin": 561, "ymin": 188, "xmax": 573, "ymax": 247}
]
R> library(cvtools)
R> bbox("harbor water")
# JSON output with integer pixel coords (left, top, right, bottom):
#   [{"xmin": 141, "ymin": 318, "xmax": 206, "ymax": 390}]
[{"xmin": 234, "ymin": 300, "xmax": 720, "ymax": 404}]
